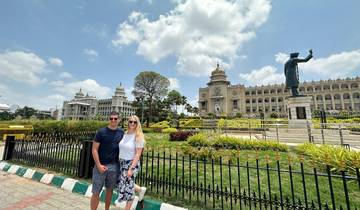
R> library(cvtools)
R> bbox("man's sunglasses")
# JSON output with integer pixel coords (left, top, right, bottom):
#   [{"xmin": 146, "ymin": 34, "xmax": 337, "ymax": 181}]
[
  {"xmin": 128, "ymin": 120, "xmax": 138, "ymax": 124},
  {"xmin": 109, "ymin": 117, "xmax": 118, "ymax": 121}
]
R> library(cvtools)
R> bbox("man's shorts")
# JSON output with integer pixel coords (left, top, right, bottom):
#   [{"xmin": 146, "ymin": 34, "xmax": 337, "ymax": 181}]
[{"xmin": 92, "ymin": 163, "xmax": 119, "ymax": 194}]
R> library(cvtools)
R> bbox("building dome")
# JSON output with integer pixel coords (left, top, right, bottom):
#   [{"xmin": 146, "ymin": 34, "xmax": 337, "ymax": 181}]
[
  {"xmin": 114, "ymin": 83, "xmax": 126, "ymax": 97},
  {"xmin": 74, "ymin": 88, "xmax": 85, "ymax": 99},
  {"xmin": 207, "ymin": 63, "xmax": 230, "ymax": 86},
  {"xmin": 211, "ymin": 63, "xmax": 225, "ymax": 76}
]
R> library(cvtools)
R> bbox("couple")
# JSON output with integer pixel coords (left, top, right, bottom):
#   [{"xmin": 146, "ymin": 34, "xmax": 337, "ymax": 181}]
[{"xmin": 90, "ymin": 111, "xmax": 146, "ymax": 210}]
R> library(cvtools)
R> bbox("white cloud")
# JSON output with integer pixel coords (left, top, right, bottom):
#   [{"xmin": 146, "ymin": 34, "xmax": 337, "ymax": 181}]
[
  {"xmin": 301, "ymin": 50, "xmax": 360, "ymax": 78},
  {"xmin": 83, "ymin": 48, "xmax": 98, "ymax": 61},
  {"xmin": 48, "ymin": 57, "xmax": 63, "ymax": 66},
  {"xmin": 125, "ymin": 86, "xmax": 134, "ymax": 101},
  {"xmin": 0, "ymin": 82, "xmax": 66, "ymax": 110},
  {"xmin": 0, "ymin": 51, "xmax": 47, "ymax": 86},
  {"xmin": 275, "ymin": 49, "xmax": 360, "ymax": 79},
  {"xmin": 239, "ymin": 65, "xmax": 284, "ymax": 86},
  {"xmin": 113, "ymin": 0, "xmax": 271, "ymax": 77},
  {"xmin": 59, "ymin": 72, "xmax": 73, "ymax": 79},
  {"xmin": 275, "ymin": 52, "xmax": 288, "ymax": 64},
  {"xmin": 51, "ymin": 79, "xmax": 111, "ymax": 99},
  {"xmin": 168, "ymin": 77, "xmax": 180, "ymax": 90}
]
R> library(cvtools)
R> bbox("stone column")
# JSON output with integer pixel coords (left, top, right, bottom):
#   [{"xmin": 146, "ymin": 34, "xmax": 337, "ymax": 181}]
[
  {"xmin": 331, "ymin": 94, "xmax": 335, "ymax": 110},
  {"xmin": 314, "ymin": 95, "xmax": 318, "ymax": 110},
  {"xmin": 341, "ymin": 94, "xmax": 345, "ymax": 110},
  {"xmin": 350, "ymin": 93, "xmax": 355, "ymax": 110}
]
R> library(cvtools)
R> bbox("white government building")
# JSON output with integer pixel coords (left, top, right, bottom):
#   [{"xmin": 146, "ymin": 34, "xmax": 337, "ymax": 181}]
[
  {"xmin": 199, "ymin": 64, "xmax": 360, "ymax": 117},
  {"xmin": 62, "ymin": 84, "xmax": 135, "ymax": 120}
]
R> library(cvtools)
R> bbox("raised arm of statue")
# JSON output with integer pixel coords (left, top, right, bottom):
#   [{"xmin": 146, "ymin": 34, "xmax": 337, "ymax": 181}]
[{"xmin": 295, "ymin": 49, "xmax": 313, "ymax": 63}]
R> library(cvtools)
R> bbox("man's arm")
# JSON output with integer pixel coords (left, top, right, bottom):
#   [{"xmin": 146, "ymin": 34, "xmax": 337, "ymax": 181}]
[{"xmin": 92, "ymin": 141, "xmax": 107, "ymax": 173}]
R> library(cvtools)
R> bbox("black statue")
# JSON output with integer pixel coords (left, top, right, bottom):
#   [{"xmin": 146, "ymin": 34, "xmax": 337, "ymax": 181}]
[{"xmin": 284, "ymin": 49, "xmax": 313, "ymax": 96}]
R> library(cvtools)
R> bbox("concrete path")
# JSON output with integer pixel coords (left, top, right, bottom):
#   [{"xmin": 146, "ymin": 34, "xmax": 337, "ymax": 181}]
[{"xmin": 0, "ymin": 171, "xmax": 117, "ymax": 210}]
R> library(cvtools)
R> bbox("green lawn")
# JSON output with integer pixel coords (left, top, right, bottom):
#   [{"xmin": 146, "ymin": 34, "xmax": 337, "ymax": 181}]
[{"xmin": 141, "ymin": 133, "xmax": 360, "ymax": 210}]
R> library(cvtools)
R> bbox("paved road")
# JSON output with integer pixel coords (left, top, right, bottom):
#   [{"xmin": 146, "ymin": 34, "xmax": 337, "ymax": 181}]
[{"xmin": 0, "ymin": 171, "xmax": 117, "ymax": 210}]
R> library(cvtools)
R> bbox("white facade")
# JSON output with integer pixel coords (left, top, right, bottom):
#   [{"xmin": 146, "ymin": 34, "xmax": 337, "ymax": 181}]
[{"xmin": 62, "ymin": 84, "xmax": 135, "ymax": 120}]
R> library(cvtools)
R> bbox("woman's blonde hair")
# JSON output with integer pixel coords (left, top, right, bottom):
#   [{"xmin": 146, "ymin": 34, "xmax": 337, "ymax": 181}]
[{"xmin": 127, "ymin": 115, "xmax": 145, "ymax": 143}]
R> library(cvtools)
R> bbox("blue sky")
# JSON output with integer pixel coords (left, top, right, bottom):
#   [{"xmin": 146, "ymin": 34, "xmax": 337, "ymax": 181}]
[{"xmin": 0, "ymin": 0, "xmax": 360, "ymax": 110}]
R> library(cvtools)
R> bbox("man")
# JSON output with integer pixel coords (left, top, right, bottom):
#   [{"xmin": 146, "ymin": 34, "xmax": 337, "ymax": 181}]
[
  {"xmin": 284, "ymin": 49, "xmax": 313, "ymax": 96},
  {"xmin": 91, "ymin": 111, "xmax": 124, "ymax": 210}
]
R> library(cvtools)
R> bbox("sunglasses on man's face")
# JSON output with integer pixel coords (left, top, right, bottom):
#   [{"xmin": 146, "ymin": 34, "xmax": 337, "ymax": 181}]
[
  {"xmin": 128, "ymin": 120, "xmax": 138, "ymax": 124},
  {"xmin": 109, "ymin": 117, "xmax": 118, "ymax": 121}
]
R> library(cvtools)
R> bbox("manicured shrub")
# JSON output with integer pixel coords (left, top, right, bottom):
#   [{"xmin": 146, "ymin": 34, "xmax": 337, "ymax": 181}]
[
  {"xmin": 11, "ymin": 120, "xmax": 108, "ymax": 134},
  {"xmin": 187, "ymin": 132, "xmax": 288, "ymax": 152},
  {"xmin": 179, "ymin": 119, "xmax": 202, "ymax": 127},
  {"xmin": 142, "ymin": 127, "xmax": 154, "ymax": 133},
  {"xmin": 169, "ymin": 131, "xmax": 197, "ymax": 141},
  {"xmin": 150, "ymin": 121, "xmax": 170, "ymax": 129},
  {"xmin": 187, "ymin": 132, "xmax": 213, "ymax": 147},
  {"xmin": 162, "ymin": 128, "xmax": 177, "ymax": 133},
  {"xmin": 296, "ymin": 143, "xmax": 360, "ymax": 174}
]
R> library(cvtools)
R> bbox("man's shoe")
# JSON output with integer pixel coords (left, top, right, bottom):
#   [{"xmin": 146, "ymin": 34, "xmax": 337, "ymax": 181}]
[{"xmin": 138, "ymin": 187, "xmax": 147, "ymax": 201}]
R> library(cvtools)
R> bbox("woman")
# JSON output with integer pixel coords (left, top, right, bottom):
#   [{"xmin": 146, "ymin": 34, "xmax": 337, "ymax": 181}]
[{"xmin": 117, "ymin": 115, "xmax": 146, "ymax": 210}]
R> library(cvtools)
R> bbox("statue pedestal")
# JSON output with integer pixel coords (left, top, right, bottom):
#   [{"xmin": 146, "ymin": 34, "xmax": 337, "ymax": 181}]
[{"xmin": 286, "ymin": 96, "xmax": 312, "ymax": 128}]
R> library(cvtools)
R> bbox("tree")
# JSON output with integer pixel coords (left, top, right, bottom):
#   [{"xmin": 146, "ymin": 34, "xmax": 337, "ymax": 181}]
[
  {"xmin": 132, "ymin": 71, "xmax": 170, "ymax": 126},
  {"xmin": 0, "ymin": 111, "xmax": 15, "ymax": 120},
  {"xmin": 165, "ymin": 90, "xmax": 183, "ymax": 113},
  {"xmin": 15, "ymin": 106, "xmax": 37, "ymax": 119}
]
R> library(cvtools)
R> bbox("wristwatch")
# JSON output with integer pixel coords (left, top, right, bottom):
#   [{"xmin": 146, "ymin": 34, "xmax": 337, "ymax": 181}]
[{"xmin": 130, "ymin": 166, "xmax": 136, "ymax": 170}]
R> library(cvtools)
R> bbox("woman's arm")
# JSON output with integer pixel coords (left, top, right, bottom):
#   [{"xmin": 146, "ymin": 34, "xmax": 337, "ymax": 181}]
[{"xmin": 127, "ymin": 147, "xmax": 143, "ymax": 177}]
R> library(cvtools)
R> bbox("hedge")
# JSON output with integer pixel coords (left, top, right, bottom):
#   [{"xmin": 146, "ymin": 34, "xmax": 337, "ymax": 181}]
[
  {"xmin": 187, "ymin": 132, "xmax": 288, "ymax": 152},
  {"xmin": 162, "ymin": 128, "xmax": 177, "ymax": 133},
  {"xmin": 169, "ymin": 131, "xmax": 197, "ymax": 141},
  {"xmin": 296, "ymin": 143, "xmax": 360, "ymax": 174},
  {"xmin": 0, "ymin": 120, "xmax": 107, "ymax": 134}
]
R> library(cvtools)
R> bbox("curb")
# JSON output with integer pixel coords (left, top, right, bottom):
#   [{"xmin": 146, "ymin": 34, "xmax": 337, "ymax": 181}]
[{"xmin": 0, "ymin": 161, "xmax": 187, "ymax": 210}]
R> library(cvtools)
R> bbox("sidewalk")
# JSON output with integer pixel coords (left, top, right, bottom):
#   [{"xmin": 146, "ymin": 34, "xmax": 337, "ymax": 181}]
[
  {"xmin": 0, "ymin": 162, "xmax": 187, "ymax": 210},
  {"xmin": 0, "ymin": 170, "xmax": 117, "ymax": 210}
]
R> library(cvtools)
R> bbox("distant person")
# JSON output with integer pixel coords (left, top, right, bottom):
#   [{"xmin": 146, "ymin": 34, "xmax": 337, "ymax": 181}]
[
  {"xmin": 116, "ymin": 115, "xmax": 146, "ymax": 210},
  {"xmin": 90, "ymin": 111, "xmax": 124, "ymax": 210}
]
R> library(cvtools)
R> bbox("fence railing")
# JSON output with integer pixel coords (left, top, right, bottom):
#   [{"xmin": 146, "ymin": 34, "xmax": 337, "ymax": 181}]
[
  {"xmin": 3, "ymin": 131, "xmax": 360, "ymax": 209},
  {"xmin": 136, "ymin": 147, "xmax": 360, "ymax": 210},
  {"xmin": 211, "ymin": 121, "xmax": 360, "ymax": 149},
  {"xmin": 3, "ymin": 132, "xmax": 95, "ymax": 178}
]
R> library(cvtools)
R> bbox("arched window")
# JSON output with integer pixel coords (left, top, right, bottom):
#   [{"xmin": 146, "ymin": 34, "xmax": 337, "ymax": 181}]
[
  {"xmin": 332, "ymin": 84, "xmax": 339, "ymax": 90},
  {"xmin": 351, "ymin": 83, "xmax": 359, "ymax": 89},
  {"xmin": 353, "ymin": 92, "xmax": 360, "ymax": 99},
  {"xmin": 341, "ymin": 84, "xmax": 349, "ymax": 89},
  {"xmin": 343, "ymin": 93, "xmax": 350, "ymax": 99}
]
